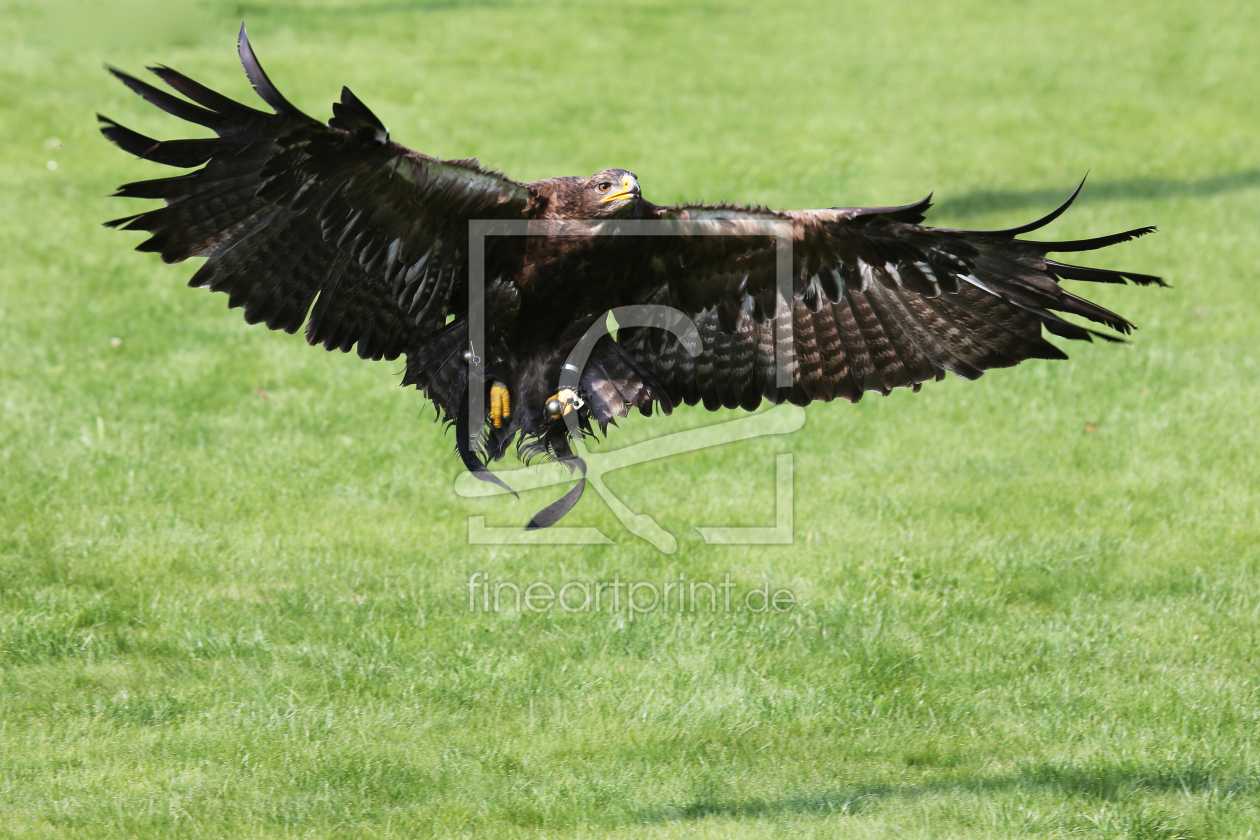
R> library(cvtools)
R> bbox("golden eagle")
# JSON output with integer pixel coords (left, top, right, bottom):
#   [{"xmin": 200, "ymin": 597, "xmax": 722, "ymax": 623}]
[{"xmin": 101, "ymin": 27, "xmax": 1163, "ymax": 527}]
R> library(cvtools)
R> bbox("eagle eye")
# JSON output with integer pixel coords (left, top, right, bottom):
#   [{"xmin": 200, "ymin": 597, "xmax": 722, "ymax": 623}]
[{"xmin": 597, "ymin": 182, "xmax": 611, "ymax": 192}]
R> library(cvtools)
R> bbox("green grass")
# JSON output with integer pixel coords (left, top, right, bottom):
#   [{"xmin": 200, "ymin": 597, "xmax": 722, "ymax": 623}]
[{"xmin": 3, "ymin": 0, "xmax": 1260, "ymax": 836}]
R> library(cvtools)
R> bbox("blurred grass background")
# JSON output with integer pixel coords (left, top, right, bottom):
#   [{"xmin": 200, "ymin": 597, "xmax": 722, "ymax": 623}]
[{"xmin": 2, "ymin": 0, "xmax": 1259, "ymax": 837}]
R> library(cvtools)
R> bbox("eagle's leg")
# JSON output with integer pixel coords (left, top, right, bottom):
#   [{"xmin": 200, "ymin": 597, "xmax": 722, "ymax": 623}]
[
  {"xmin": 544, "ymin": 388, "xmax": 584, "ymax": 419},
  {"xmin": 490, "ymin": 381, "xmax": 511, "ymax": 428}
]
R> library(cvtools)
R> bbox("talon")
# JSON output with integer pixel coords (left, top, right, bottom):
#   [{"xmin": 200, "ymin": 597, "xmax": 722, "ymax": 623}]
[
  {"xmin": 490, "ymin": 381, "xmax": 511, "ymax": 428},
  {"xmin": 545, "ymin": 388, "xmax": 583, "ymax": 419}
]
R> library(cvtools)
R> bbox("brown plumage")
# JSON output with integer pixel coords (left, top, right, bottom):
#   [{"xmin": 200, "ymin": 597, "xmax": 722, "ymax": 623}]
[{"xmin": 102, "ymin": 26, "xmax": 1164, "ymax": 527}]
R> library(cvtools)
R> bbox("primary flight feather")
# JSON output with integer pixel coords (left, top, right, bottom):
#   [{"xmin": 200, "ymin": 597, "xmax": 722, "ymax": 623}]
[{"xmin": 101, "ymin": 26, "xmax": 1163, "ymax": 527}]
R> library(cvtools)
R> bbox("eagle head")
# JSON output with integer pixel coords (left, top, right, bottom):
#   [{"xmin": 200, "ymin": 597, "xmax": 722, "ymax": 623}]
[{"xmin": 585, "ymin": 169, "xmax": 642, "ymax": 218}]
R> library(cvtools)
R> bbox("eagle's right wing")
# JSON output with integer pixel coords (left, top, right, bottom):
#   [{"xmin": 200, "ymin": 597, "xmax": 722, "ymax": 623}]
[
  {"xmin": 619, "ymin": 186, "xmax": 1161, "ymax": 410},
  {"xmin": 102, "ymin": 25, "xmax": 535, "ymax": 363}
]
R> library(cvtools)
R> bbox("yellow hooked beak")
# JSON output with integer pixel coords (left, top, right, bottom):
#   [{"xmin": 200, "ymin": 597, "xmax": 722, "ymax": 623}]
[{"xmin": 599, "ymin": 175, "xmax": 640, "ymax": 203}]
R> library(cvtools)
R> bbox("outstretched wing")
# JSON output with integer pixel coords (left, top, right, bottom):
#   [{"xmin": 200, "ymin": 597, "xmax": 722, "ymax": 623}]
[
  {"xmin": 619, "ymin": 185, "xmax": 1162, "ymax": 409},
  {"xmin": 101, "ymin": 25, "xmax": 535, "ymax": 363}
]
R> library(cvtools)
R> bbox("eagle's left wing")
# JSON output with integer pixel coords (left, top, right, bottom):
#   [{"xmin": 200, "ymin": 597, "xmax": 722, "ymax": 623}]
[
  {"xmin": 617, "ymin": 187, "xmax": 1162, "ymax": 410},
  {"xmin": 101, "ymin": 26, "xmax": 535, "ymax": 370}
]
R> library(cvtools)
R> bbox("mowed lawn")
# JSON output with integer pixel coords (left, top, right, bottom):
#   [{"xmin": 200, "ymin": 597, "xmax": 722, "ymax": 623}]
[{"xmin": 3, "ymin": 0, "xmax": 1259, "ymax": 837}]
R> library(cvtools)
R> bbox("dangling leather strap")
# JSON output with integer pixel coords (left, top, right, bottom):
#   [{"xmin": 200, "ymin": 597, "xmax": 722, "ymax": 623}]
[
  {"xmin": 525, "ymin": 457, "xmax": 587, "ymax": 530},
  {"xmin": 456, "ymin": 386, "xmax": 586, "ymax": 529}
]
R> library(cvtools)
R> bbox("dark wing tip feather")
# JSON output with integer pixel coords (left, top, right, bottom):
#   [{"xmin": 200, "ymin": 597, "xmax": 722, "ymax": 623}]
[
  {"xmin": 98, "ymin": 114, "xmax": 159, "ymax": 157},
  {"xmin": 146, "ymin": 63, "xmax": 271, "ymax": 121},
  {"xmin": 978, "ymin": 174, "xmax": 1088, "ymax": 237},
  {"xmin": 97, "ymin": 113, "xmax": 218, "ymax": 167},
  {"xmin": 102, "ymin": 213, "xmax": 143, "ymax": 229},
  {"xmin": 847, "ymin": 193, "xmax": 934, "ymax": 224},
  {"xmin": 105, "ymin": 65, "xmax": 225, "ymax": 130},
  {"xmin": 1019, "ymin": 225, "xmax": 1157, "ymax": 254},
  {"xmin": 329, "ymin": 86, "xmax": 388, "ymax": 139},
  {"xmin": 888, "ymin": 192, "xmax": 933, "ymax": 223},
  {"xmin": 237, "ymin": 23, "xmax": 302, "ymax": 116},
  {"xmin": 1042, "ymin": 311, "xmax": 1131, "ymax": 343},
  {"xmin": 1048, "ymin": 259, "xmax": 1168, "ymax": 288}
]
